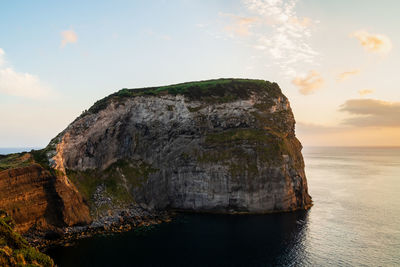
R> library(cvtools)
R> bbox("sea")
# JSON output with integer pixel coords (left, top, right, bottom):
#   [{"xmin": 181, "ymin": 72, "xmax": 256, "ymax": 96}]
[
  {"xmin": 3, "ymin": 147, "xmax": 400, "ymax": 266},
  {"xmin": 0, "ymin": 147, "xmax": 41, "ymax": 154}
]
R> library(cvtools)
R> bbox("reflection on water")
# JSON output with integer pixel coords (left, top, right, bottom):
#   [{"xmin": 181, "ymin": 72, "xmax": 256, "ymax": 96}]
[
  {"xmin": 47, "ymin": 147, "xmax": 400, "ymax": 266},
  {"xmin": 48, "ymin": 212, "xmax": 310, "ymax": 267}
]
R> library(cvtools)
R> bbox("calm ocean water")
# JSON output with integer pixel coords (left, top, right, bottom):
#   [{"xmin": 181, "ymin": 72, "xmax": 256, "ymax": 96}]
[
  {"xmin": 0, "ymin": 147, "xmax": 41, "ymax": 154},
  {"xmin": 5, "ymin": 147, "xmax": 400, "ymax": 266}
]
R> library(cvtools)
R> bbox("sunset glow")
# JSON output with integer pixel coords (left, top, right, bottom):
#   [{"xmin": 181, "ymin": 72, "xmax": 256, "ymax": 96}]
[{"xmin": 0, "ymin": 0, "xmax": 399, "ymax": 147}]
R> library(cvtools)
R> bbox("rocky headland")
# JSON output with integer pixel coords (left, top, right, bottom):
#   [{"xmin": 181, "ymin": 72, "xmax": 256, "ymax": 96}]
[{"xmin": 0, "ymin": 79, "xmax": 312, "ymax": 251}]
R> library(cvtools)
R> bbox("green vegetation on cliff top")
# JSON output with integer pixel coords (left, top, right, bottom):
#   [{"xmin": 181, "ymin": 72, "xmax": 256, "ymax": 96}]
[
  {"xmin": 0, "ymin": 153, "xmax": 34, "ymax": 171},
  {"xmin": 0, "ymin": 211, "xmax": 54, "ymax": 267},
  {"xmin": 88, "ymin": 78, "xmax": 282, "ymax": 114},
  {"xmin": 0, "ymin": 150, "xmax": 57, "ymax": 175}
]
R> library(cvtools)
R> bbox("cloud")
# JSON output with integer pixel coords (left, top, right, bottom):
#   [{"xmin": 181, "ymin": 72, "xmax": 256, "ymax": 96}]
[
  {"xmin": 61, "ymin": 30, "xmax": 78, "ymax": 47},
  {"xmin": 0, "ymin": 48, "xmax": 51, "ymax": 98},
  {"xmin": 340, "ymin": 99, "xmax": 400, "ymax": 127},
  {"xmin": 0, "ymin": 68, "xmax": 51, "ymax": 98},
  {"xmin": 352, "ymin": 30, "xmax": 392, "ymax": 54},
  {"xmin": 292, "ymin": 70, "xmax": 324, "ymax": 95},
  {"xmin": 289, "ymin": 17, "xmax": 312, "ymax": 27},
  {"xmin": 243, "ymin": 0, "xmax": 318, "ymax": 76},
  {"xmin": 337, "ymin": 69, "xmax": 360, "ymax": 81},
  {"xmin": 219, "ymin": 13, "xmax": 257, "ymax": 36},
  {"xmin": 0, "ymin": 48, "xmax": 5, "ymax": 66},
  {"xmin": 358, "ymin": 89, "xmax": 374, "ymax": 96}
]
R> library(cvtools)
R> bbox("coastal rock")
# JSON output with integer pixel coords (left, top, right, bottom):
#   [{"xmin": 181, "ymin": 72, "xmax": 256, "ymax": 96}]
[
  {"xmin": 0, "ymin": 210, "xmax": 54, "ymax": 266},
  {"xmin": 0, "ymin": 162, "xmax": 91, "ymax": 234},
  {"xmin": 0, "ymin": 79, "xmax": 312, "ymax": 238},
  {"xmin": 50, "ymin": 79, "xmax": 311, "ymax": 214}
]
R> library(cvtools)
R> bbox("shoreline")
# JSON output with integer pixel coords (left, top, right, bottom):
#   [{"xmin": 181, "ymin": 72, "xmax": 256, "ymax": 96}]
[
  {"xmin": 27, "ymin": 205, "xmax": 312, "ymax": 251},
  {"xmin": 26, "ymin": 207, "xmax": 174, "ymax": 251}
]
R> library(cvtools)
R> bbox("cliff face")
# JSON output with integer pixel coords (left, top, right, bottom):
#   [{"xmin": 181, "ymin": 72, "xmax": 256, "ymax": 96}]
[
  {"xmin": 0, "ymin": 79, "xmax": 311, "ymax": 238},
  {"xmin": 0, "ymin": 154, "xmax": 91, "ymax": 235},
  {"xmin": 49, "ymin": 79, "xmax": 312, "ymax": 214}
]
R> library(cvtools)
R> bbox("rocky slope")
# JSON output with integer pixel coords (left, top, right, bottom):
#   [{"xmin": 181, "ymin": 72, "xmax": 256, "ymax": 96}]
[
  {"xmin": 0, "ymin": 153, "xmax": 91, "ymax": 236},
  {"xmin": 0, "ymin": 210, "xmax": 54, "ymax": 266},
  {"xmin": 0, "ymin": 78, "xmax": 312, "ymax": 239}
]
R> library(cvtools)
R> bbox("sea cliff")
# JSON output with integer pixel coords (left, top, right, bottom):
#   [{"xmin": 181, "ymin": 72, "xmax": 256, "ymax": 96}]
[{"xmin": 0, "ymin": 79, "xmax": 312, "ymax": 243}]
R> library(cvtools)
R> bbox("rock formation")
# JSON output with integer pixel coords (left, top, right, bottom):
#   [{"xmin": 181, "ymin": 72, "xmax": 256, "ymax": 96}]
[
  {"xmin": 0, "ymin": 78, "xmax": 312, "ymax": 237},
  {"xmin": 0, "ymin": 210, "xmax": 54, "ymax": 266},
  {"xmin": 0, "ymin": 154, "xmax": 91, "ymax": 235}
]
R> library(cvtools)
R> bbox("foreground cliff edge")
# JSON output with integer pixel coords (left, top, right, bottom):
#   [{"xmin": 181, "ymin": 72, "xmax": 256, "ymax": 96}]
[
  {"xmin": 0, "ymin": 210, "xmax": 53, "ymax": 266},
  {"xmin": 0, "ymin": 79, "xmax": 312, "ymax": 245}
]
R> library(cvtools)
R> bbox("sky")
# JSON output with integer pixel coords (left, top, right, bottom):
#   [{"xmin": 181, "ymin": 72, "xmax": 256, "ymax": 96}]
[{"xmin": 0, "ymin": 0, "xmax": 399, "ymax": 147}]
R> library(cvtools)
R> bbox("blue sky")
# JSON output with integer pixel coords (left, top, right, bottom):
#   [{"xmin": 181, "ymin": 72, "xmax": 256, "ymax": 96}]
[{"xmin": 1, "ymin": 0, "xmax": 399, "ymax": 147}]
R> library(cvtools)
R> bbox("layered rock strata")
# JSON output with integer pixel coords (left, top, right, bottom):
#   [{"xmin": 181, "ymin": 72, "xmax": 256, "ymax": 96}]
[
  {"xmin": 50, "ymin": 79, "xmax": 312, "ymax": 214},
  {"xmin": 0, "ymin": 79, "xmax": 312, "ymax": 239},
  {"xmin": 0, "ymin": 160, "xmax": 91, "ymax": 235}
]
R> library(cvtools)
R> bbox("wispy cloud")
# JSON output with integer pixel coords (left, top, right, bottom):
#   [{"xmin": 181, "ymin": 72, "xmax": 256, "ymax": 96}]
[
  {"xmin": 289, "ymin": 17, "xmax": 312, "ymax": 27},
  {"xmin": 292, "ymin": 70, "xmax": 324, "ymax": 95},
  {"xmin": 243, "ymin": 0, "xmax": 318, "ymax": 76},
  {"xmin": 337, "ymin": 69, "xmax": 360, "ymax": 82},
  {"xmin": 0, "ymin": 48, "xmax": 51, "ymax": 98},
  {"xmin": 219, "ymin": 12, "xmax": 257, "ymax": 36},
  {"xmin": 61, "ymin": 30, "xmax": 78, "ymax": 48},
  {"xmin": 340, "ymin": 98, "xmax": 400, "ymax": 127},
  {"xmin": 0, "ymin": 48, "xmax": 5, "ymax": 67},
  {"xmin": 358, "ymin": 89, "xmax": 374, "ymax": 96},
  {"xmin": 352, "ymin": 30, "xmax": 392, "ymax": 54}
]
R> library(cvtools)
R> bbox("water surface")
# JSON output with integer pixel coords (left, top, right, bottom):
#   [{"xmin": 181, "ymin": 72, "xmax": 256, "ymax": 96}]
[
  {"xmin": 0, "ymin": 147, "xmax": 40, "ymax": 154},
  {"xmin": 42, "ymin": 147, "xmax": 400, "ymax": 266}
]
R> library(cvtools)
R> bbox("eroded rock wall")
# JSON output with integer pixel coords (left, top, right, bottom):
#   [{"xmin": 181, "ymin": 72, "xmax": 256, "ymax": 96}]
[
  {"xmin": 50, "ymin": 80, "xmax": 311, "ymax": 214},
  {"xmin": 0, "ymin": 164, "xmax": 91, "ymax": 234}
]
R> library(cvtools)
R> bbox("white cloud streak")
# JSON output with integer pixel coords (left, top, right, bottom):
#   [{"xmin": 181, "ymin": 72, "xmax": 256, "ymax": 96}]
[
  {"xmin": 243, "ymin": 0, "xmax": 318, "ymax": 76},
  {"xmin": 0, "ymin": 48, "xmax": 51, "ymax": 98},
  {"xmin": 0, "ymin": 48, "xmax": 5, "ymax": 67}
]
